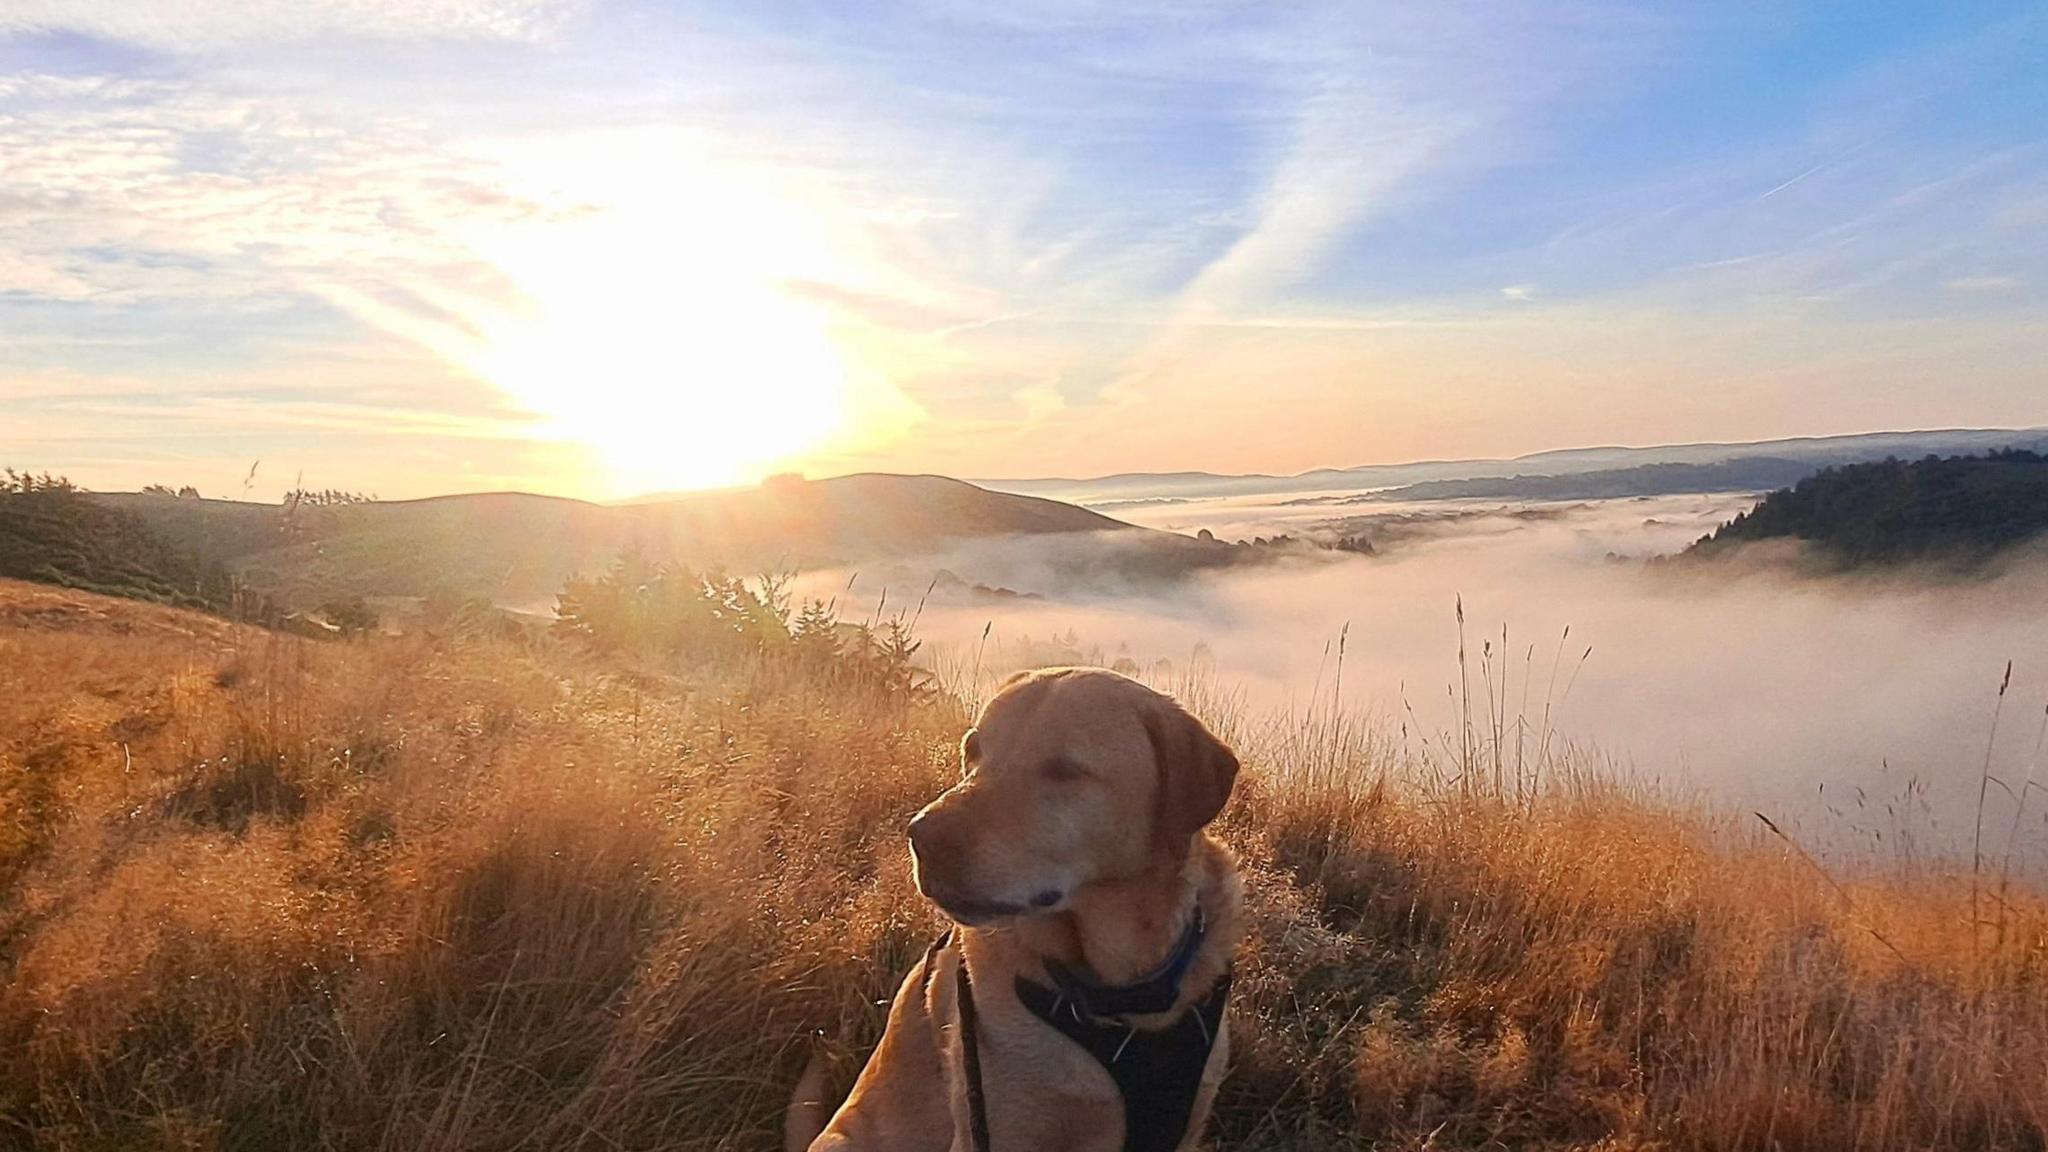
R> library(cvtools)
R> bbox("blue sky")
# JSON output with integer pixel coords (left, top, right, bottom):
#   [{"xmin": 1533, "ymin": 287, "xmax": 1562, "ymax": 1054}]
[{"xmin": 1, "ymin": 1, "xmax": 2044, "ymax": 498}]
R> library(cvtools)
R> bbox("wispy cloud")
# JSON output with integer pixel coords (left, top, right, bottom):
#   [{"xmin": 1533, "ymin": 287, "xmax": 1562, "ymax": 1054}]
[
  {"xmin": 1945, "ymin": 275, "xmax": 2024, "ymax": 293},
  {"xmin": 1179, "ymin": 85, "xmax": 1451, "ymax": 314},
  {"xmin": 0, "ymin": 72, "xmax": 543, "ymax": 307},
  {"xmin": 0, "ymin": 64, "xmax": 570, "ymax": 492},
  {"xmin": 0, "ymin": 0, "xmax": 584, "ymax": 49}
]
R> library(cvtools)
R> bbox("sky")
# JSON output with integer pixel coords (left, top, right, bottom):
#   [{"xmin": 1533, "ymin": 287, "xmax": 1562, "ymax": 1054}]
[{"xmin": 2, "ymin": 1, "xmax": 2045, "ymax": 501}]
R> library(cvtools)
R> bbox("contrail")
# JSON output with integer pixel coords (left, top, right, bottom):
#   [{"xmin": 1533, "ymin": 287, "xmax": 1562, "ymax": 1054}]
[{"xmin": 1757, "ymin": 161, "xmax": 1829, "ymax": 202}]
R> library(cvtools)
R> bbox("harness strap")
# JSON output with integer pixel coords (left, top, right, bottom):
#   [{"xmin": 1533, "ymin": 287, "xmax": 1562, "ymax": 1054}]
[{"xmin": 1014, "ymin": 970, "xmax": 1231, "ymax": 1152}]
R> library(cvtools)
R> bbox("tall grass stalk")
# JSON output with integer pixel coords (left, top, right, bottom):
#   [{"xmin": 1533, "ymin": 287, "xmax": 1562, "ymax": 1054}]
[{"xmin": 1972, "ymin": 660, "xmax": 2015, "ymax": 961}]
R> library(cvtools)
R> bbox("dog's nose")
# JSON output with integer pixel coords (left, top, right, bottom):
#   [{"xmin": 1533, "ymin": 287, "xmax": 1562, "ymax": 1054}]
[
  {"xmin": 907, "ymin": 807, "xmax": 954, "ymax": 865},
  {"xmin": 907, "ymin": 810, "xmax": 935, "ymax": 859}
]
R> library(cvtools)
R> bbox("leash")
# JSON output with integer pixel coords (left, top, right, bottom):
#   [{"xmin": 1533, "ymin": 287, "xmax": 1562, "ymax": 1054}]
[
  {"xmin": 948, "ymin": 907, "xmax": 1229, "ymax": 1152},
  {"xmin": 955, "ymin": 944, "xmax": 994, "ymax": 1152}
]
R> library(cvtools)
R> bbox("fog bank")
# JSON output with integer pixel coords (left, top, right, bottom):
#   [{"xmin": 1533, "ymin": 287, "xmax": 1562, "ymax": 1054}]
[{"xmin": 816, "ymin": 492, "xmax": 2048, "ymax": 865}]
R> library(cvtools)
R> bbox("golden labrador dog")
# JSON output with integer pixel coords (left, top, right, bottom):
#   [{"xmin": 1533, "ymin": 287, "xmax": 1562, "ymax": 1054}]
[{"xmin": 786, "ymin": 667, "xmax": 1243, "ymax": 1152}]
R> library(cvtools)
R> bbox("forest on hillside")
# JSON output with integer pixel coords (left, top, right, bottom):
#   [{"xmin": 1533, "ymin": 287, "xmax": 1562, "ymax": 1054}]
[
  {"xmin": 0, "ymin": 471, "xmax": 253, "ymax": 615},
  {"xmin": 1689, "ymin": 451, "xmax": 2048, "ymax": 566}
]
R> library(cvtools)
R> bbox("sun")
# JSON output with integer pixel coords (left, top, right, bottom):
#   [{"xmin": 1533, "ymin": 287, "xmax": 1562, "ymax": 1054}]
[
  {"xmin": 453, "ymin": 132, "xmax": 868, "ymax": 495},
  {"xmin": 325, "ymin": 129, "xmax": 925, "ymax": 495},
  {"xmin": 468, "ymin": 243, "xmax": 848, "ymax": 494}
]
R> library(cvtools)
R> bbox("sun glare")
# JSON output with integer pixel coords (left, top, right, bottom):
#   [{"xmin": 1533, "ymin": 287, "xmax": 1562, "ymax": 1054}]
[
  {"xmin": 453, "ymin": 133, "xmax": 868, "ymax": 495},
  {"xmin": 469, "ymin": 262, "xmax": 847, "ymax": 494}
]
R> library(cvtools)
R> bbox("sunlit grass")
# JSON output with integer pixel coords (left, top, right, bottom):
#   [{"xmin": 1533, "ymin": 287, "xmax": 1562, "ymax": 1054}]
[{"xmin": 0, "ymin": 578, "xmax": 2043, "ymax": 1150}]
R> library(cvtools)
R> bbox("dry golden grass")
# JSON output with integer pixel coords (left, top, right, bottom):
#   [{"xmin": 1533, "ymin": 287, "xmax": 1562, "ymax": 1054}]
[{"xmin": 1, "ymin": 577, "xmax": 2044, "ymax": 1151}]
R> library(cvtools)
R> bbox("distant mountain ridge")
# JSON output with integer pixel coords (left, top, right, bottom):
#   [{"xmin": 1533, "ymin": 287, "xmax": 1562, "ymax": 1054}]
[
  {"xmin": 1302, "ymin": 457, "xmax": 1823, "ymax": 505},
  {"xmin": 976, "ymin": 428, "xmax": 2048, "ymax": 505}
]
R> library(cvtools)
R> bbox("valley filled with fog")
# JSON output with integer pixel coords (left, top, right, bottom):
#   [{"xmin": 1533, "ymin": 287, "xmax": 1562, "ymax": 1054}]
[{"xmin": 822, "ymin": 486, "xmax": 2048, "ymax": 865}]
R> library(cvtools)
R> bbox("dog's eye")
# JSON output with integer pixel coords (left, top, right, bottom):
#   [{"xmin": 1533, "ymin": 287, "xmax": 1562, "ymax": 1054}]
[{"xmin": 1040, "ymin": 756, "xmax": 1088, "ymax": 782}]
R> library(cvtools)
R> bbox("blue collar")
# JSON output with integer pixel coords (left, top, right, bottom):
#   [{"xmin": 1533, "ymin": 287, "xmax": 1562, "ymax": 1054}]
[{"xmin": 1037, "ymin": 902, "xmax": 1207, "ymax": 1020}]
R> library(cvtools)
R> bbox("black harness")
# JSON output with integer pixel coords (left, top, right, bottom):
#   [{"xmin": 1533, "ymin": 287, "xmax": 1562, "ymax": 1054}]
[{"xmin": 948, "ymin": 908, "xmax": 1231, "ymax": 1152}]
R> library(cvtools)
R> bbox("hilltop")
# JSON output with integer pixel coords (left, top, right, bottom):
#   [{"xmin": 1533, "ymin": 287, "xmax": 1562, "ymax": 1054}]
[{"xmin": 1689, "ymin": 451, "xmax": 2048, "ymax": 568}]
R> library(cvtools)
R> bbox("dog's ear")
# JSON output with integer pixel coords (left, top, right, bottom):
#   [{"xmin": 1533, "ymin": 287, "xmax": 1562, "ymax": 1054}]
[{"xmin": 1145, "ymin": 697, "xmax": 1239, "ymax": 859}]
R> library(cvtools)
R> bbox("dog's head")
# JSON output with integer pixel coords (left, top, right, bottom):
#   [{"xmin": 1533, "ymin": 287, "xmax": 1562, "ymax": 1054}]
[{"xmin": 908, "ymin": 667, "xmax": 1238, "ymax": 926}]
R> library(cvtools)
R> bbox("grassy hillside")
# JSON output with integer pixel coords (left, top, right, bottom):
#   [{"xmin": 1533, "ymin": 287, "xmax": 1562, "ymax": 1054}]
[
  {"xmin": 1, "ymin": 577, "xmax": 2042, "ymax": 1150},
  {"xmin": 88, "ymin": 473, "xmax": 1216, "ymax": 609},
  {"xmin": 1691, "ymin": 451, "xmax": 2048, "ymax": 568}
]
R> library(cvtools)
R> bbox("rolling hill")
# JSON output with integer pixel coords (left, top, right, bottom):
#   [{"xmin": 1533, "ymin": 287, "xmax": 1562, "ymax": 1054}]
[{"xmin": 81, "ymin": 473, "xmax": 1227, "ymax": 610}]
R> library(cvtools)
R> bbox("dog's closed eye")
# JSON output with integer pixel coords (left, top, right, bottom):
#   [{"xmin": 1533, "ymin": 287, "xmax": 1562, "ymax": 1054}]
[{"xmin": 1039, "ymin": 755, "xmax": 1089, "ymax": 782}]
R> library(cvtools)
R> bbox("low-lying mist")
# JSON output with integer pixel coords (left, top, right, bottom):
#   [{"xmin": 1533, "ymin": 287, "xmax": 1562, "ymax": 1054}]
[{"xmin": 805, "ymin": 492, "xmax": 2048, "ymax": 866}]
